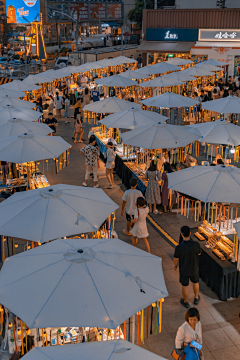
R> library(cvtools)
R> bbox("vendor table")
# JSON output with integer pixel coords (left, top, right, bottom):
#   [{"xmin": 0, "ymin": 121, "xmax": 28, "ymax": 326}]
[{"xmin": 191, "ymin": 227, "xmax": 240, "ymax": 301}]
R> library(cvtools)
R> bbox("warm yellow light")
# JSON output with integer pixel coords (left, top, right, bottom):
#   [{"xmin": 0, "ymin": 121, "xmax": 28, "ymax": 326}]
[
  {"xmin": 38, "ymin": 242, "xmax": 41, "ymax": 246},
  {"xmin": 27, "ymin": 246, "xmax": 31, "ymax": 250},
  {"xmin": 15, "ymin": 244, "xmax": 18, "ymax": 248},
  {"xmin": 17, "ymin": 330, "xmax": 21, "ymax": 335},
  {"xmin": 27, "ymin": 329, "xmax": 31, "ymax": 335},
  {"xmin": 9, "ymin": 323, "xmax": 12, "ymax": 328}
]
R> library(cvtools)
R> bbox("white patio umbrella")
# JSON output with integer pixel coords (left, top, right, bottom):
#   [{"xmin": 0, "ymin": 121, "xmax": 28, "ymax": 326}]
[
  {"xmin": 84, "ymin": 96, "xmax": 141, "ymax": 113},
  {"xmin": 201, "ymin": 95, "xmax": 240, "ymax": 114},
  {"xmin": 119, "ymin": 69, "xmax": 149, "ymax": 79},
  {"xmin": 97, "ymin": 58, "xmax": 120, "ymax": 67},
  {"xmin": 23, "ymin": 74, "xmax": 52, "ymax": 85},
  {"xmin": 0, "ymin": 184, "xmax": 118, "ymax": 242},
  {"xmin": 54, "ymin": 66, "xmax": 79, "ymax": 77},
  {"xmin": 99, "ymin": 108, "xmax": 168, "ymax": 129},
  {"xmin": 22, "ymin": 339, "xmax": 167, "ymax": 360},
  {"xmin": 0, "ymin": 238, "xmax": 168, "ymax": 328},
  {"xmin": 121, "ymin": 122, "xmax": 199, "ymax": 149},
  {"xmin": 186, "ymin": 119, "xmax": 240, "ymax": 146},
  {"xmin": 0, "ymin": 118, "xmax": 53, "ymax": 138},
  {"xmin": 0, "ymin": 87, "xmax": 26, "ymax": 98},
  {"xmin": 204, "ymin": 58, "xmax": 229, "ymax": 66},
  {"xmin": 139, "ymin": 77, "xmax": 182, "ymax": 88},
  {"xmin": 113, "ymin": 55, "xmax": 137, "ymax": 64},
  {"xmin": 166, "ymin": 58, "xmax": 193, "ymax": 66},
  {"xmin": 0, "ymin": 105, "xmax": 41, "ymax": 122},
  {"xmin": 180, "ymin": 66, "xmax": 214, "ymax": 77},
  {"xmin": 0, "ymin": 80, "xmax": 41, "ymax": 92},
  {"xmin": 195, "ymin": 62, "xmax": 222, "ymax": 72},
  {"xmin": 35, "ymin": 69, "xmax": 59, "ymax": 80},
  {"xmin": 141, "ymin": 92, "xmax": 198, "ymax": 108},
  {"xmin": 95, "ymin": 75, "xmax": 137, "ymax": 87},
  {"xmin": 0, "ymin": 98, "xmax": 35, "ymax": 109},
  {"xmin": 167, "ymin": 164, "xmax": 240, "ymax": 203},
  {"xmin": 77, "ymin": 62, "xmax": 101, "ymax": 72},
  {"xmin": 0, "ymin": 133, "xmax": 71, "ymax": 163},
  {"xmin": 136, "ymin": 62, "xmax": 180, "ymax": 75},
  {"xmin": 162, "ymin": 71, "xmax": 196, "ymax": 82}
]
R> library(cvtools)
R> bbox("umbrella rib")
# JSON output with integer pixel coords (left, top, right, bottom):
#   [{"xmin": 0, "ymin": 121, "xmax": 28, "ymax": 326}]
[
  {"xmin": 224, "ymin": 125, "xmax": 236, "ymax": 145},
  {"xmin": 84, "ymin": 262, "xmax": 114, "ymax": 326},
  {"xmin": 40, "ymin": 197, "xmax": 50, "ymax": 242},
  {"xmin": 33, "ymin": 348, "xmax": 53, "ymax": 360},
  {"xmin": 108, "ymin": 342, "xmax": 119, "ymax": 360},
  {"xmin": 31, "ymin": 137, "xmax": 59, "ymax": 157},
  {"xmin": 169, "ymin": 168, "xmax": 213, "ymax": 187},
  {"xmin": 31, "ymin": 262, "xmax": 73, "ymax": 327},
  {"xmin": 204, "ymin": 171, "xmax": 221, "ymax": 202}
]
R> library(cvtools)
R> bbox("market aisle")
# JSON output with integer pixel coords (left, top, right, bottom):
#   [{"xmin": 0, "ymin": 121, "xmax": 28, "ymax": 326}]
[{"xmin": 46, "ymin": 111, "xmax": 240, "ymax": 360}]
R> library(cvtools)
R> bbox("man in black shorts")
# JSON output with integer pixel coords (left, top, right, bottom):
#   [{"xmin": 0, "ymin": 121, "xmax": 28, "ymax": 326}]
[{"xmin": 174, "ymin": 226, "xmax": 202, "ymax": 308}]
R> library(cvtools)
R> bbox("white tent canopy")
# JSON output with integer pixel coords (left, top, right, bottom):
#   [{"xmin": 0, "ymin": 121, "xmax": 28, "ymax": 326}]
[
  {"xmin": 141, "ymin": 92, "xmax": 198, "ymax": 108},
  {"xmin": 136, "ymin": 63, "xmax": 180, "ymax": 75},
  {"xmin": 0, "ymin": 106, "xmax": 41, "ymax": 122},
  {"xmin": 166, "ymin": 58, "xmax": 193, "ymax": 66},
  {"xmin": 95, "ymin": 75, "xmax": 137, "ymax": 87},
  {"xmin": 201, "ymin": 95, "xmax": 240, "ymax": 114},
  {"xmin": 121, "ymin": 122, "xmax": 199, "ymax": 149},
  {"xmin": 180, "ymin": 66, "xmax": 214, "ymax": 77},
  {"xmin": 195, "ymin": 62, "xmax": 222, "ymax": 72},
  {"xmin": 0, "ymin": 238, "xmax": 168, "ymax": 328},
  {"xmin": 0, "ymin": 133, "xmax": 71, "ymax": 163},
  {"xmin": 139, "ymin": 77, "xmax": 182, "ymax": 88},
  {"xmin": 119, "ymin": 69, "xmax": 149, "ymax": 79},
  {"xmin": 0, "ymin": 88, "xmax": 26, "ymax": 98},
  {"xmin": 0, "ymin": 98, "xmax": 35, "ymax": 109},
  {"xmin": 162, "ymin": 72, "xmax": 196, "ymax": 82},
  {"xmin": 113, "ymin": 55, "xmax": 137, "ymax": 64},
  {"xmin": 0, "ymin": 80, "xmax": 41, "ymax": 92},
  {"xmin": 99, "ymin": 108, "xmax": 168, "ymax": 129},
  {"xmin": 187, "ymin": 119, "xmax": 240, "ymax": 146},
  {"xmin": 0, "ymin": 184, "xmax": 118, "ymax": 241},
  {"xmin": 35, "ymin": 70, "xmax": 59, "ymax": 80},
  {"xmin": 204, "ymin": 58, "xmax": 229, "ymax": 66},
  {"xmin": 97, "ymin": 58, "xmax": 120, "ymax": 68},
  {"xmin": 23, "ymin": 74, "xmax": 52, "ymax": 85},
  {"xmin": 168, "ymin": 164, "xmax": 240, "ymax": 203},
  {"xmin": 84, "ymin": 97, "xmax": 141, "ymax": 113},
  {"xmin": 22, "ymin": 339, "xmax": 167, "ymax": 360},
  {"xmin": 0, "ymin": 119, "xmax": 53, "ymax": 138}
]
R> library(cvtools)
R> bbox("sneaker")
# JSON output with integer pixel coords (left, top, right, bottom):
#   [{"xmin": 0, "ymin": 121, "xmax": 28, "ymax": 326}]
[
  {"xmin": 123, "ymin": 229, "xmax": 131, "ymax": 236},
  {"xmin": 82, "ymin": 182, "xmax": 87, "ymax": 187},
  {"xmin": 107, "ymin": 185, "xmax": 112, "ymax": 189},
  {"xmin": 194, "ymin": 296, "xmax": 200, "ymax": 305},
  {"xmin": 94, "ymin": 184, "xmax": 100, "ymax": 188},
  {"xmin": 180, "ymin": 298, "xmax": 190, "ymax": 309}
]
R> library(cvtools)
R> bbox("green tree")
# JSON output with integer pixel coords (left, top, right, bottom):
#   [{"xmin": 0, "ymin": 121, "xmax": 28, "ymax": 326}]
[{"xmin": 127, "ymin": 0, "xmax": 154, "ymax": 28}]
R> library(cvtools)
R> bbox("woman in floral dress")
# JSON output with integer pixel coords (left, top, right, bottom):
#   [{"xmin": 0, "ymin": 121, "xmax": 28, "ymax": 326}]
[{"xmin": 145, "ymin": 163, "xmax": 161, "ymax": 214}]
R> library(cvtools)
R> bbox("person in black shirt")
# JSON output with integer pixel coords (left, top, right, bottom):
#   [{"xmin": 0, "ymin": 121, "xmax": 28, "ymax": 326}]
[
  {"xmin": 45, "ymin": 112, "xmax": 58, "ymax": 135},
  {"xmin": 174, "ymin": 226, "xmax": 202, "ymax": 309}
]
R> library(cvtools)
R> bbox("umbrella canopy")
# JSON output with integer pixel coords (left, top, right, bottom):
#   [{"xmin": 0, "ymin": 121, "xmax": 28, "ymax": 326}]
[
  {"xmin": 84, "ymin": 97, "xmax": 141, "ymax": 113},
  {"xmin": 166, "ymin": 58, "xmax": 193, "ymax": 66},
  {"xmin": 0, "ymin": 98, "xmax": 35, "ymax": 109},
  {"xmin": 0, "ymin": 118, "xmax": 53, "ymax": 138},
  {"xmin": 139, "ymin": 77, "xmax": 182, "ymax": 88},
  {"xmin": 162, "ymin": 72, "xmax": 196, "ymax": 82},
  {"xmin": 97, "ymin": 58, "xmax": 120, "ymax": 68},
  {"xmin": 0, "ymin": 87, "xmax": 26, "ymax": 98},
  {"xmin": 54, "ymin": 66, "xmax": 79, "ymax": 77},
  {"xmin": 0, "ymin": 80, "xmax": 40, "ymax": 92},
  {"xmin": 195, "ymin": 62, "xmax": 222, "ymax": 72},
  {"xmin": 187, "ymin": 119, "xmax": 240, "ymax": 146},
  {"xmin": 95, "ymin": 75, "xmax": 137, "ymax": 87},
  {"xmin": 180, "ymin": 66, "xmax": 214, "ymax": 77},
  {"xmin": 0, "ymin": 133, "xmax": 71, "ymax": 163},
  {"xmin": 113, "ymin": 55, "xmax": 137, "ymax": 64},
  {"xmin": 136, "ymin": 62, "xmax": 180, "ymax": 75},
  {"xmin": 141, "ymin": 92, "xmax": 198, "ymax": 108},
  {"xmin": 99, "ymin": 108, "xmax": 168, "ymax": 129},
  {"xmin": 0, "ymin": 238, "xmax": 168, "ymax": 328},
  {"xmin": 77, "ymin": 62, "xmax": 101, "ymax": 72},
  {"xmin": 168, "ymin": 164, "xmax": 240, "ymax": 203},
  {"xmin": 0, "ymin": 106, "xmax": 41, "ymax": 122},
  {"xmin": 119, "ymin": 69, "xmax": 149, "ymax": 79},
  {"xmin": 121, "ymin": 122, "xmax": 199, "ymax": 149},
  {"xmin": 22, "ymin": 339, "xmax": 167, "ymax": 360},
  {"xmin": 0, "ymin": 184, "xmax": 118, "ymax": 242},
  {"xmin": 23, "ymin": 74, "xmax": 52, "ymax": 85},
  {"xmin": 204, "ymin": 58, "xmax": 229, "ymax": 66},
  {"xmin": 35, "ymin": 70, "xmax": 59, "ymax": 80},
  {"xmin": 201, "ymin": 95, "xmax": 240, "ymax": 114}
]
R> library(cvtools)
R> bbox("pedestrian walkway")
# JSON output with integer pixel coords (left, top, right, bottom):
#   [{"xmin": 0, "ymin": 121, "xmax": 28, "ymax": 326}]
[{"xmin": 47, "ymin": 111, "xmax": 240, "ymax": 360}]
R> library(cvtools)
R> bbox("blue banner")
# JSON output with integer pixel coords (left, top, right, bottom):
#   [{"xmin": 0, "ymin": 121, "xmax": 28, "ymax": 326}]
[{"xmin": 6, "ymin": 0, "xmax": 40, "ymax": 24}]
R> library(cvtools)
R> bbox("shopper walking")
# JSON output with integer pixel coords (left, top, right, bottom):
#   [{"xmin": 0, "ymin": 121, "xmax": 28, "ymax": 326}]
[
  {"xmin": 162, "ymin": 162, "xmax": 175, "ymax": 213},
  {"xmin": 145, "ymin": 162, "xmax": 161, "ymax": 214},
  {"xmin": 174, "ymin": 226, "xmax": 202, "ymax": 308},
  {"xmin": 74, "ymin": 118, "xmax": 83, "ymax": 143},
  {"xmin": 74, "ymin": 98, "xmax": 82, "ymax": 120},
  {"xmin": 54, "ymin": 92, "xmax": 62, "ymax": 121},
  {"xmin": 137, "ymin": 54, "xmax": 142, "ymax": 69},
  {"xmin": 121, "ymin": 178, "xmax": 143, "ymax": 236},
  {"xmin": 83, "ymin": 87, "xmax": 91, "ymax": 107},
  {"xmin": 174, "ymin": 308, "xmax": 202, "ymax": 360},
  {"xmin": 79, "ymin": 135, "xmax": 100, "ymax": 188},
  {"xmin": 131, "ymin": 197, "xmax": 150, "ymax": 253},
  {"xmin": 64, "ymin": 95, "xmax": 70, "ymax": 122},
  {"xmin": 105, "ymin": 141, "xmax": 116, "ymax": 188}
]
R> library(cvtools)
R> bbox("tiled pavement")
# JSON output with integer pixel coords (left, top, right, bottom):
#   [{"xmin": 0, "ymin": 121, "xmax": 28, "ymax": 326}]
[{"xmin": 46, "ymin": 111, "xmax": 240, "ymax": 360}]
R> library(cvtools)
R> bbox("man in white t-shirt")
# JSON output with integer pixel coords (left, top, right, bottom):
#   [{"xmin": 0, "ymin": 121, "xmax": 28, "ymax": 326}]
[{"xmin": 121, "ymin": 178, "xmax": 143, "ymax": 236}]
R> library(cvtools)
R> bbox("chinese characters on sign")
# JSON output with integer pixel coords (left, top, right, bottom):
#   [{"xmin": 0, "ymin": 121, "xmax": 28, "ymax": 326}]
[
  {"xmin": 70, "ymin": 3, "xmax": 88, "ymax": 21},
  {"xmin": 215, "ymin": 32, "xmax": 237, "ymax": 39},
  {"xmin": 108, "ymin": 4, "xmax": 121, "ymax": 19},
  {"xmin": 164, "ymin": 31, "xmax": 178, "ymax": 40},
  {"xmin": 90, "ymin": 3, "xmax": 106, "ymax": 19}
]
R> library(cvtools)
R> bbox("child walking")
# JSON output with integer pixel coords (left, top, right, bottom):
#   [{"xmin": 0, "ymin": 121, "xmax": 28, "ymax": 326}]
[
  {"xmin": 131, "ymin": 197, "xmax": 150, "ymax": 253},
  {"xmin": 105, "ymin": 141, "xmax": 116, "ymax": 188}
]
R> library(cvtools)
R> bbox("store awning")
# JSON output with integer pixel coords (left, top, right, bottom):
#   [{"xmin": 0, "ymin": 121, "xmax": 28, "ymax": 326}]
[
  {"xmin": 101, "ymin": 21, "xmax": 120, "ymax": 27},
  {"xmin": 137, "ymin": 41, "xmax": 196, "ymax": 53}
]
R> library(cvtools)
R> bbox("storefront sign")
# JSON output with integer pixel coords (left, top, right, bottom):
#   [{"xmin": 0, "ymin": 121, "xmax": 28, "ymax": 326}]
[
  {"xmin": 6, "ymin": 0, "xmax": 40, "ymax": 23},
  {"xmin": 168, "ymin": 54, "xmax": 174, "ymax": 57},
  {"xmin": 199, "ymin": 29, "xmax": 240, "ymax": 41},
  {"xmin": 108, "ymin": 4, "xmax": 121, "ymax": 19},
  {"xmin": 70, "ymin": 3, "xmax": 88, "ymax": 21},
  {"xmin": 146, "ymin": 28, "xmax": 198, "ymax": 42},
  {"xmin": 47, "ymin": 2, "xmax": 69, "ymax": 21},
  {"xmin": 90, "ymin": 3, "xmax": 106, "ymax": 20}
]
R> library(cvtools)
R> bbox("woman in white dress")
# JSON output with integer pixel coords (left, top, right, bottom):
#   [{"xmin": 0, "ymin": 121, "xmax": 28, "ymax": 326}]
[
  {"xmin": 54, "ymin": 91, "xmax": 63, "ymax": 121},
  {"xmin": 131, "ymin": 197, "xmax": 150, "ymax": 253}
]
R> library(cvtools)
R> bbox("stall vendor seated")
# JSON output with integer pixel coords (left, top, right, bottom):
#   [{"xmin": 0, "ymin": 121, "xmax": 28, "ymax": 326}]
[{"xmin": 45, "ymin": 112, "xmax": 58, "ymax": 135}]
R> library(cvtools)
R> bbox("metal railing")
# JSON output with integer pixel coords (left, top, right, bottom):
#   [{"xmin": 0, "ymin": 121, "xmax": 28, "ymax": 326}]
[{"xmin": 0, "ymin": 62, "xmax": 56, "ymax": 80}]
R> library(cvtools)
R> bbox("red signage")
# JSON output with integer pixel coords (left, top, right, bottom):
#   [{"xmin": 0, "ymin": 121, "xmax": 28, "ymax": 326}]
[
  {"xmin": 70, "ymin": 3, "xmax": 88, "ymax": 21},
  {"xmin": 108, "ymin": 3, "xmax": 121, "ymax": 19},
  {"xmin": 90, "ymin": 3, "xmax": 106, "ymax": 20}
]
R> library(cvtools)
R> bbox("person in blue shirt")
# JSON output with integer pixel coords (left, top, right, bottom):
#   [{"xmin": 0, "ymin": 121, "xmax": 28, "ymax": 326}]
[{"xmin": 92, "ymin": 89, "xmax": 100, "ymax": 102}]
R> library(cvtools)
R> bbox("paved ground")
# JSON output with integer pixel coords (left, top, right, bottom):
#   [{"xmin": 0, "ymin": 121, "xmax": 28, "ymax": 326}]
[{"xmin": 46, "ymin": 109, "xmax": 240, "ymax": 360}]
